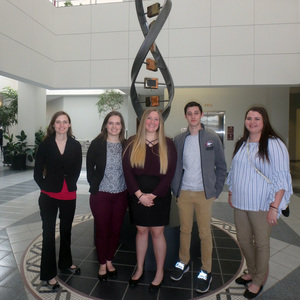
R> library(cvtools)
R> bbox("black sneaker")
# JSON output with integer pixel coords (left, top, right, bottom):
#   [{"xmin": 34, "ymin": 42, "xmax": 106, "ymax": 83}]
[
  {"xmin": 195, "ymin": 270, "xmax": 212, "ymax": 293},
  {"xmin": 170, "ymin": 262, "xmax": 190, "ymax": 281}
]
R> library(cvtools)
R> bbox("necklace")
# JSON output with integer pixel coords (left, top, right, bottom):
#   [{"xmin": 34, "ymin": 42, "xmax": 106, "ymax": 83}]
[{"xmin": 146, "ymin": 138, "xmax": 158, "ymax": 147}]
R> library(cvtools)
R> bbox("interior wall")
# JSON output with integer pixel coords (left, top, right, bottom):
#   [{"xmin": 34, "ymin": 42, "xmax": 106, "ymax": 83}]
[
  {"xmin": 296, "ymin": 109, "xmax": 300, "ymax": 161},
  {"xmin": 164, "ymin": 86, "xmax": 290, "ymax": 168},
  {"xmin": 46, "ymin": 94, "xmax": 129, "ymax": 142},
  {"xmin": 18, "ymin": 83, "xmax": 46, "ymax": 146},
  {"xmin": 289, "ymin": 93, "xmax": 300, "ymax": 161},
  {"xmin": 0, "ymin": 77, "xmax": 18, "ymax": 91},
  {"xmin": 43, "ymin": 86, "xmax": 291, "ymax": 170},
  {"xmin": 1, "ymin": 77, "xmax": 292, "ymax": 169},
  {"xmin": 1, "ymin": 0, "xmax": 299, "ymax": 89},
  {"xmin": 1, "ymin": 72, "xmax": 292, "ymax": 169},
  {"xmin": 47, "ymin": 97, "xmax": 64, "ymax": 124}
]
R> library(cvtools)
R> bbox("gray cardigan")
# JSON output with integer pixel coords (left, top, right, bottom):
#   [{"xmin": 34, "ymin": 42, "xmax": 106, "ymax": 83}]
[{"xmin": 171, "ymin": 124, "xmax": 227, "ymax": 199}]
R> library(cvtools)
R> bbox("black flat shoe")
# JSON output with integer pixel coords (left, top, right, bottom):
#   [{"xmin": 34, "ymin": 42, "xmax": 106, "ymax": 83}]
[
  {"xmin": 129, "ymin": 273, "xmax": 144, "ymax": 287},
  {"xmin": 60, "ymin": 265, "xmax": 81, "ymax": 274},
  {"xmin": 98, "ymin": 273, "xmax": 108, "ymax": 282},
  {"xmin": 46, "ymin": 280, "xmax": 60, "ymax": 291},
  {"xmin": 107, "ymin": 269, "xmax": 117, "ymax": 278},
  {"xmin": 148, "ymin": 279, "xmax": 164, "ymax": 293},
  {"xmin": 244, "ymin": 285, "xmax": 263, "ymax": 299},
  {"xmin": 67, "ymin": 265, "xmax": 81, "ymax": 274},
  {"xmin": 235, "ymin": 276, "xmax": 252, "ymax": 285}
]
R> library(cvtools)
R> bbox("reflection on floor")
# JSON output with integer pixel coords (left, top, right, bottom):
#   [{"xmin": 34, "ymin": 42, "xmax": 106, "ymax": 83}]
[{"xmin": 0, "ymin": 157, "xmax": 299, "ymax": 299}]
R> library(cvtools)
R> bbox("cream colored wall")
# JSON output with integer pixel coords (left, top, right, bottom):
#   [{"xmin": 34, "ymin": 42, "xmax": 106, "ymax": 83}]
[
  {"xmin": 289, "ymin": 94, "xmax": 300, "ymax": 161},
  {"xmin": 297, "ymin": 109, "xmax": 300, "ymax": 160},
  {"xmin": 43, "ymin": 86, "xmax": 290, "ymax": 166},
  {"xmin": 2, "ymin": 76, "xmax": 290, "ymax": 169},
  {"xmin": 0, "ymin": 0, "xmax": 56, "ymax": 87},
  {"xmin": 0, "ymin": 0, "xmax": 294, "ymax": 166},
  {"xmin": 43, "ymin": 86, "xmax": 291, "ymax": 169},
  {"xmin": 0, "ymin": 77, "xmax": 18, "ymax": 91},
  {"xmin": 164, "ymin": 86, "xmax": 290, "ymax": 168},
  {"xmin": 46, "ymin": 94, "xmax": 130, "ymax": 142},
  {"xmin": 47, "ymin": 97, "xmax": 64, "ymax": 124},
  {"xmin": 0, "ymin": 0, "xmax": 299, "ymax": 89},
  {"xmin": 18, "ymin": 83, "xmax": 47, "ymax": 146}
]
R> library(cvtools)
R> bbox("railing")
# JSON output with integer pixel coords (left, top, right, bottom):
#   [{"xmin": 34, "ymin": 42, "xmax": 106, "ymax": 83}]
[{"xmin": 49, "ymin": 0, "xmax": 124, "ymax": 7}]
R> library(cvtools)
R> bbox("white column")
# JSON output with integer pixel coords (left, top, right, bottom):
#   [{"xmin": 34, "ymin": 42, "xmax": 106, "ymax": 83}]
[{"xmin": 18, "ymin": 82, "xmax": 47, "ymax": 148}]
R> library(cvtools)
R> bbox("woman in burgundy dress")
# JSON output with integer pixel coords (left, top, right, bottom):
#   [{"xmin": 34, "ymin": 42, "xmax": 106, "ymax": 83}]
[{"xmin": 122, "ymin": 108, "xmax": 177, "ymax": 292}]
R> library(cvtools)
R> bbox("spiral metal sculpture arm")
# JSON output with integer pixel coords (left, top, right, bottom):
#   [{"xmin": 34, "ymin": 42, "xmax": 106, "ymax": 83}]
[{"xmin": 131, "ymin": 0, "xmax": 174, "ymax": 121}]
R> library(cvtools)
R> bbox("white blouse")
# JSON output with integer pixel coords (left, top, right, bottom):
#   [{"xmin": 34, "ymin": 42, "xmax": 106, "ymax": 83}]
[{"xmin": 227, "ymin": 138, "xmax": 293, "ymax": 217}]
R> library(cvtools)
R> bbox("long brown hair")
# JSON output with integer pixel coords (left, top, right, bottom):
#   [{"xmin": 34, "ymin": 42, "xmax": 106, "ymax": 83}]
[
  {"xmin": 233, "ymin": 106, "xmax": 283, "ymax": 162},
  {"xmin": 96, "ymin": 111, "xmax": 125, "ymax": 144},
  {"xmin": 124, "ymin": 108, "xmax": 168, "ymax": 174},
  {"xmin": 44, "ymin": 111, "xmax": 73, "ymax": 140}
]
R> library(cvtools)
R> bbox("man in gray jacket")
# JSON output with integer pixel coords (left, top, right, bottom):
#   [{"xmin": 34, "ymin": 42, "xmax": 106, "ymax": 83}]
[{"xmin": 170, "ymin": 101, "xmax": 227, "ymax": 294}]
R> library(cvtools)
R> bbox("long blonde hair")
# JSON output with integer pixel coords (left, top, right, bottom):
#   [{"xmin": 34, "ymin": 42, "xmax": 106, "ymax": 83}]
[{"xmin": 126, "ymin": 108, "xmax": 168, "ymax": 174}]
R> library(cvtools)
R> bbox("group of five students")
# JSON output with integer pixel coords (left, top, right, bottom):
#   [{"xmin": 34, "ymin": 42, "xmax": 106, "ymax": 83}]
[{"xmin": 33, "ymin": 101, "xmax": 292, "ymax": 299}]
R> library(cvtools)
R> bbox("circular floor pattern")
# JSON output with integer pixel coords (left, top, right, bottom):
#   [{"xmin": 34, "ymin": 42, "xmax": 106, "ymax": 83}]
[{"xmin": 21, "ymin": 215, "xmax": 248, "ymax": 300}]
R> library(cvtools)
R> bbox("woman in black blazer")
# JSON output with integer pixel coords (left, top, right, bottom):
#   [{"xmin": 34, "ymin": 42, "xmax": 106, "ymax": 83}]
[
  {"xmin": 87, "ymin": 111, "xmax": 127, "ymax": 281},
  {"xmin": 34, "ymin": 111, "xmax": 82, "ymax": 291}
]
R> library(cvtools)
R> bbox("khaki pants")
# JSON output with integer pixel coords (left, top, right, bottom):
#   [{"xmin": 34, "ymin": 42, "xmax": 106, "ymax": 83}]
[
  {"xmin": 177, "ymin": 190, "xmax": 214, "ymax": 273},
  {"xmin": 234, "ymin": 208, "xmax": 272, "ymax": 286}
]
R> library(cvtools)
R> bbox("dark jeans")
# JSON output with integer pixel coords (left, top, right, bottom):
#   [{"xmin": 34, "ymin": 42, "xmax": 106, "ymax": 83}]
[
  {"xmin": 90, "ymin": 190, "xmax": 128, "ymax": 264},
  {"xmin": 39, "ymin": 193, "xmax": 76, "ymax": 281}
]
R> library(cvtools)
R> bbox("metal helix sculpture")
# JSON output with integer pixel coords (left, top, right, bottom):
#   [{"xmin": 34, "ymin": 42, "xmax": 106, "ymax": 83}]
[{"xmin": 130, "ymin": 0, "xmax": 174, "ymax": 121}]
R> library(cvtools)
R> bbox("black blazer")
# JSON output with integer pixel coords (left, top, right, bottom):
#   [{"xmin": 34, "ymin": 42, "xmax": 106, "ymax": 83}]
[
  {"xmin": 86, "ymin": 136, "xmax": 107, "ymax": 194},
  {"xmin": 86, "ymin": 136, "xmax": 126, "ymax": 194},
  {"xmin": 34, "ymin": 135, "xmax": 82, "ymax": 193}
]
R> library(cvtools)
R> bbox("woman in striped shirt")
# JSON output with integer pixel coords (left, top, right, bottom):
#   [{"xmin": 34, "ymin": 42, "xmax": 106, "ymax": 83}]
[{"xmin": 227, "ymin": 106, "xmax": 293, "ymax": 299}]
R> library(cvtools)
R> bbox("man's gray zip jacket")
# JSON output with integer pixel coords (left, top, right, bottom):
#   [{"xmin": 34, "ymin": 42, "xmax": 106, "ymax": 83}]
[{"xmin": 171, "ymin": 124, "xmax": 227, "ymax": 199}]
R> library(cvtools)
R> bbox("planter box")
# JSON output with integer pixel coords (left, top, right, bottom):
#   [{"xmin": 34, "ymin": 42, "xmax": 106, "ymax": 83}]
[
  {"xmin": 2, "ymin": 146, "xmax": 12, "ymax": 165},
  {"xmin": 11, "ymin": 154, "xmax": 27, "ymax": 170}
]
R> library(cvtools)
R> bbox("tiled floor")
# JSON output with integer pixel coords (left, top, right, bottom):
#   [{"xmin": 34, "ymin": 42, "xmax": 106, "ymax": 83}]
[
  {"xmin": 0, "ymin": 153, "xmax": 299, "ymax": 300},
  {"xmin": 22, "ymin": 215, "xmax": 244, "ymax": 300}
]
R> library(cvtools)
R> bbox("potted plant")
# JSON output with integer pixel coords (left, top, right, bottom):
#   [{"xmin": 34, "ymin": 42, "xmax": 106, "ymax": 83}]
[
  {"xmin": 96, "ymin": 90, "xmax": 124, "ymax": 117},
  {"xmin": 2, "ymin": 133, "xmax": 13, "ymax": 165},
  {"xmin": 64, "ymin": 1, "xmax": 73, "ymax": 6},
  {"xmin": 27, "ymin": 128, "xmax": 45, "ymax": 162},
  {"xmin": 0, "ymin": 87, "xmax": 18, "ymax": 134},
  {"xmin": 4, "ymin": 130, "xmax": 30, "ymax": 170},
  {"xmin": 0, "ymin": 86, "xmax": 18, "ymax": 164}
]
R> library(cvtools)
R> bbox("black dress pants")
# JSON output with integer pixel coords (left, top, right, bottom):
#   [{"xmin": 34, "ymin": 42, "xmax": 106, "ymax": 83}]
[{"xmin": 38, "ymin": 193, "xmax": 76, "ymax": 281}]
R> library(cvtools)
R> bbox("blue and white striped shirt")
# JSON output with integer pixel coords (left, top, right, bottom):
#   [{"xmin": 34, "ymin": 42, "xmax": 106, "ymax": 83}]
[{"xmin": 227, "ymin": 138, "xmax": 293, "ymax": 217}]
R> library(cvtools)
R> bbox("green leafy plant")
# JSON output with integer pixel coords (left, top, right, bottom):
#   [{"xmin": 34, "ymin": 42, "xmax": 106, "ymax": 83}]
[
  {"xmin": 96, "ymin": 90, "xmax": 124, "ymax": 117},
  {"xmin": 27, "ymin": 128, "xmax": 46, "ymax": 162},
  {"xmin": 3, "ymin": 130, "xmax": 30, "ymax": 169},
  {"xmin": 64, "ymin": 1, "xmax": 73, "ymax": 6},
  {"xmin": 4, "ymin": 130, "xmax": 30, "ymax": 157},
  {"xmin": 0, "ymin": 86, "xmax": 18, "ymax": 136},
  {"xmin": 2, "ymin": 133, "xmax": 13, "ymax": 165}
]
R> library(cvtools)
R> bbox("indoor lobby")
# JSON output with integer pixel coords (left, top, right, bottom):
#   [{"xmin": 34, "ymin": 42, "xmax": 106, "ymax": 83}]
[
  {"xmin": 0, "ymin": 152, "xmax": 299, "ymax": 300},
  {"xmin": 1, "ymin": 0, "xmax": 300, "ymax": 299}
]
